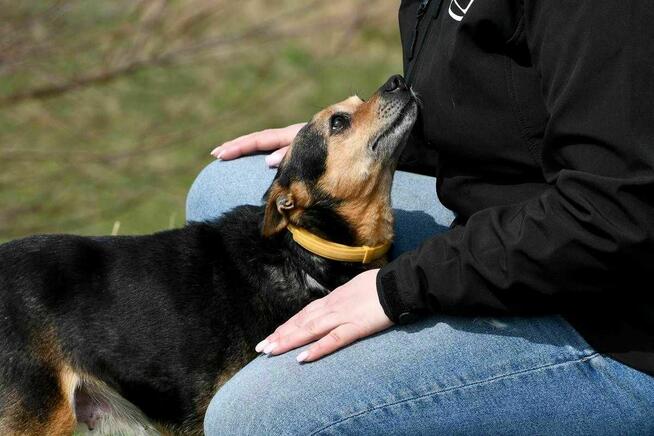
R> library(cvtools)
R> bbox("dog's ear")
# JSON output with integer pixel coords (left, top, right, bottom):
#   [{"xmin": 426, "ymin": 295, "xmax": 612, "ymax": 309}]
[{"xmin": 262, "ymin": 183, "xmax": 295, "ymax": 237}]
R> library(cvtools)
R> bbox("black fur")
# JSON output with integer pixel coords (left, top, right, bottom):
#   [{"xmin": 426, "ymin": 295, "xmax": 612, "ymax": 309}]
[
  {"xmin": 277, "ymin": 123, "xmax": 327, "ymax": 186},
  {"xmin": 0, "ymin": 77, "xmax": 415, "ymax": 433},
  {"xmin": 0, "ymin": 204, "xmax": 373, "ymax": 432}
]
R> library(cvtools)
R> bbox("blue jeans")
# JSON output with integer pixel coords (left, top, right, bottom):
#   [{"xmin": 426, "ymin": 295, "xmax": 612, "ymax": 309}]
[{"xmin": 187, "ymin": 156, "xmax": 654, "ymax": 435}]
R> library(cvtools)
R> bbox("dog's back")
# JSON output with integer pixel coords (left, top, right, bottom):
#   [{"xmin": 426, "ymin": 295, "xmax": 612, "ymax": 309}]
[
  {"xmin": 0, "ymin": 77, "xmax": 417, "ymax": 434},
  {"xmin": 0, "ymin": 211, "xmax": 262, "ymax": 434}
]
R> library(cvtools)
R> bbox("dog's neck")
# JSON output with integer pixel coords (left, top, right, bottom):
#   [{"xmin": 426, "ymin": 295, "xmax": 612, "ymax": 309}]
[
  {"xmin": 200, "ymin": 205, "xmax": 387, "ymax": 336},
  {"xmin": 286, "ymin": 225, "xmax": 391, "ymax": 264},
  {"xmin": 280, "ymin": 196, "xmax": 393, "ymax": 289},
  {"xmin": 281, "ymin": 230, "xmax": 382, "ymax": 291}
]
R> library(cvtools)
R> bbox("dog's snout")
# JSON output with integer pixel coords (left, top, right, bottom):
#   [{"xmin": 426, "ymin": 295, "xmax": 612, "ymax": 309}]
[{"xmin": 382, "ymin": 75, "xmax": 407, "ymax": 93}]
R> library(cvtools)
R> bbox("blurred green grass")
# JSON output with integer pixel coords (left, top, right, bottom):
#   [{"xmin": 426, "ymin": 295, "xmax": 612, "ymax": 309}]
[{"xmin": 0, "ymin": 0, "xmax": 402, "ymax": 242}]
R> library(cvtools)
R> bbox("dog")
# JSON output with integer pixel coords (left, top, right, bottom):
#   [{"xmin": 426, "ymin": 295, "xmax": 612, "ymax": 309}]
[{"xmin": 0, "ymin": 75, "xmax": 417, "ymax": 435}]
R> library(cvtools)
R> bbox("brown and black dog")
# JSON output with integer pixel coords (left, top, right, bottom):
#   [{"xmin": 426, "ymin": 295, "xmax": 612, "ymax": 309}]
[{"xmin": 0, "ymin": 75, "xmax": 417, "ymax": 435}]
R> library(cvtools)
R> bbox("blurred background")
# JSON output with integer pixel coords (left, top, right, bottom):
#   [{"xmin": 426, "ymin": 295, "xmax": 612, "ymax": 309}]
[{"xmin": 0, "ymin": 0, "xmax": 402, "ymax": 242}]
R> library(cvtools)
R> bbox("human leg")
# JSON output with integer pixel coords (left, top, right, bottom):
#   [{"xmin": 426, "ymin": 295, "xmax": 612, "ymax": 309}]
[
  {"xmin": 186, "ymin": 155, "xmax": 276, "ymax": 223},
  {"xmin": 187, "ymin": 160, "xmax": 652, "ymax": 435},
  {"xmin": 204, "ymin": 314, "xmax": 654, "ymax": 435}
]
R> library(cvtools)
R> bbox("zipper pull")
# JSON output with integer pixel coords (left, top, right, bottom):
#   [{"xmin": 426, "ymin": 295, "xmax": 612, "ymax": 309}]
[{"xmin": 408, "ymin": 0, "xmax": 431, "ymax": 60}]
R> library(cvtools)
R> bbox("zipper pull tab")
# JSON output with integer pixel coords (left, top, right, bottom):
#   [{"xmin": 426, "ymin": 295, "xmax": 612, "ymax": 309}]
[{"xmin": 408, "ymin": 0, "xmax": 431, "ymax": 61}]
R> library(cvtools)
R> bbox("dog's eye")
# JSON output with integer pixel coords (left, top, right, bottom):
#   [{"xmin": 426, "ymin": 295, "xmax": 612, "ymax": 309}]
[{"xmin": 329, "ymin": 114, "xmax": 350, "ymax": 134}]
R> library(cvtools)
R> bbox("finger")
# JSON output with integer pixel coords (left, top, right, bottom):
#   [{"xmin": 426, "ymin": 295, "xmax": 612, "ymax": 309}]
[
  {"xmin": 296, "ymin": 323, "xmax": 363, "ymax": 363},
  {"xmin": 210, "ymin": 132, "xmax": 263, "ymax": 159},
  {"xmin": 213, "ymin": 123, "xmax": 304, "ymax": 160},
  {"xmin": 221, "ymin": 124, "xmax": 302, "ymax": 158},
  {"xmin": 276, "ymin": 298, "xmax": 327, "ymax": 338},
  {"xmin": 254, "ymin": 298, "xmax": 328, "ymax": 353},
  {"xmin": 214, "ymin": 132, "xmax": 274, "ymax": 160},
  {"xmin": 269, "ymin": 312, "xmax": 341, "ymax": 356},
  {"xmin": 264, "ymin": 146, "xmax": 289, "ymax": 167}
]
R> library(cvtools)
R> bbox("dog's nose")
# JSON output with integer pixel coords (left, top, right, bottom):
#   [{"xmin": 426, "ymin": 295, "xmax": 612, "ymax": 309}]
[{"xmin": 382, "ymin": 75, "xmax": 407, "ymax": 93}]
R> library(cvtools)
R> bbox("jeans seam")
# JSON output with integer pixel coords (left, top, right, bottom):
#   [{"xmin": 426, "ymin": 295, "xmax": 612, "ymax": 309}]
[{"xmin": 310, "ymin": 352, "xmax": 601, "ymax": 435}]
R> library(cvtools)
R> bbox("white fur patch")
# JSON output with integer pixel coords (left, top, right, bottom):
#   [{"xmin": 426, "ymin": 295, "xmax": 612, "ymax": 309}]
[{"xmin": 305, "ymin": 273, "xmax": 328, "ymax": 294}]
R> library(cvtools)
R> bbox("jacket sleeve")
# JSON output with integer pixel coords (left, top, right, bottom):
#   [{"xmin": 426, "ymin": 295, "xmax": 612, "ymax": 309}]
[{"xmin": 377, "ymin": 1, "xmax": 654, "ymax": 322}]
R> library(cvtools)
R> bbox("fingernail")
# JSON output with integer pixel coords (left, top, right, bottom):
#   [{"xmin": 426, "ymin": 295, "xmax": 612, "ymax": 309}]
[
  {"xmin": 263, "ymin": 342, "xmax": 278, "ymax": 354},
  {"xmin": 216, "ymin": 151, "xmax": 224, "ymax": 160},
  {"xmin": 296, "ymin": 351, "xmax": 309, "ymax": 363},
  {"xmin": 255, "ymin": 339, "xmax": 268, "ymax": 353},
  {"xmin": 264, "ymin": 154, "xmax": 274, "ymax": 166}
]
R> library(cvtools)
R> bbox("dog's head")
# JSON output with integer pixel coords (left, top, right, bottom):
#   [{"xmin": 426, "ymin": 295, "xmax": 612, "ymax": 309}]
[{"xmin": 262, "ymin": 75, "xmax": 417, "ymax": 247}]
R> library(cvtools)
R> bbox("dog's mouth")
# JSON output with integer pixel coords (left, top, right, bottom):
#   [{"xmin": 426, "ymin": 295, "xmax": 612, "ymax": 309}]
[{"xmin": 369, "ymin": 98, "xmax": 418, "ymax": 154}]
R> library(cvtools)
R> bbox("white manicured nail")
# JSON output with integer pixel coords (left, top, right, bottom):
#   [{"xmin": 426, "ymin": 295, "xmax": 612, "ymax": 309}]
[
  {"xmin": 216, "ymin": 151, "xmax": 224, "ymax": 160},
  {"xmin": 255, "ymin": 339, "xmax": 268, "ymax": 353},
  {"xmin": 296, "ymin": 351, "xmax": 309, "ymax": 363},
  {"xmin": 263, "ymin": 342, "xmax": 278, "ymax": 354}
]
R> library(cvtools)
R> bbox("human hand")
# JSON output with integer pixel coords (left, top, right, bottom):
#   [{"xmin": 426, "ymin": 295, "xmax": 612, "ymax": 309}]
[
  {"xmin": 210, "ymin": 123, "xmax": 305, "ymax": 167},
  {"xmin": 255, "ymin": 269, "xmax": 394, "ymax": 362}
]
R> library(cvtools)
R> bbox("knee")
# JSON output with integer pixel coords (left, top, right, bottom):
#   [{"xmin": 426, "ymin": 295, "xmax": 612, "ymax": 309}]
[
  {"xmin": 203, "ymin": 378, "xmax": 297, "ymax": 436},
  {"xmin": 203, "ymin": 380, "xmax": 277, "ymax": 436},
  {"xmin": 185, "ymin": 155, "xmax": 273, "ymax": 223},
  {"xmin": 203, "ymin": 354, "xmax": 323, "ymax": 436},
  {"xmin": 186, "ymin": 160, "xmax": 224, "ymax": 222}
]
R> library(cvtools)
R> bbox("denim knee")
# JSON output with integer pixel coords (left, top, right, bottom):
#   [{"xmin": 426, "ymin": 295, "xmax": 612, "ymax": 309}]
[
  {"xmin": 186, "ymin": 156, "xmax": 275, "ymax": 223},
  {"xmin": 203, "ymin": 359, "xmax": 315, "ymax": 436}
]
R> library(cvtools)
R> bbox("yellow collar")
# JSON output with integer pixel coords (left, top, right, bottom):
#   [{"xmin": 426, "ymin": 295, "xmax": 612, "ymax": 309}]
[{"xmin": 287, "ymin": 224, "xmax": 391, "ymax": 264}]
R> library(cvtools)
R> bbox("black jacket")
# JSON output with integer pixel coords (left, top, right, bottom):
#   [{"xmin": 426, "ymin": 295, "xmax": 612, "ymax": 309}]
[{"xmin": 377, "ymin": 0, "xmax": 654, "ymax": 376}]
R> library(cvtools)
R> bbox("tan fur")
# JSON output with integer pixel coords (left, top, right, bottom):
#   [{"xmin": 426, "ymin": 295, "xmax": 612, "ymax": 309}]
[
  {"xmin": 2, "ymin": 327, "xmax": 157, "ymax": 435},
  {"xmin": 287, "ymin": 181, "xmax": 312, "ymax": 223},
  {"xmin": 0, "ymin": 328, "xmax": 78, "ymax": 435},
  {"xmin": 0, "ymin": 390, "xmax": 25, "ymax": 435},
  {"xmin": 262, "ymin": 182, "xmax": 290, "ymax": 237},
  {"xmin": 45, "ymin": 398, "xmax": 77, "ymax": 436},
  {"xmin": 264, "ymin": 94, "xmax": 393, "ymax": 246},
  {"xmin": 335, "ymin": 169, "xmax": 395, "ymax": 246},
  {"xmin": 315, "ymin": 94, "xmax": 394, "ymax": 246},
  {"xmin": 59, "ymin": 367, "xmax": 79, "ymax": 407},
  {"xmin": 0, "ymin": 390, "xmax": 76, "ymax": 436},
  {"xmin": 263, "ymin": 93, "xmax": 397, "ymax": 246},
  {"xmin": 30, "ymin": 326, "xmax": 64, "ymax": 365},
  {"xmin": 264, "ymin": 94, "xmax": 402, "ymax": 245},
  {"xmin": 263, "ymin": 181, "xmax": 314, "ymax": 236}
]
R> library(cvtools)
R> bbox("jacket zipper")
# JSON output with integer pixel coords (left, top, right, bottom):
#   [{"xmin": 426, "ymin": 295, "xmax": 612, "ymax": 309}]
[{"xmin": 406, "ymin": 0, "xmax": 444, "ymax": 85}]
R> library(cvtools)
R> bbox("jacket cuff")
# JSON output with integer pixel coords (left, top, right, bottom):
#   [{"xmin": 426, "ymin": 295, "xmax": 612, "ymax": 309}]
[{"xmin": 376, "ymin": 254, "xmax": 436, "ymax": 324}]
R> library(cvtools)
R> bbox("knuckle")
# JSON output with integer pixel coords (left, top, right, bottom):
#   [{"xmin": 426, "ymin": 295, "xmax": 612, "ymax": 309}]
[
  {"xmin": 326, "ymin": 294, "xmax": 342, "ymax": 307},
  {"xmin": 304, "ymin": 320, "xmax": 318, "ymax": 335},
  {"xmin": 352, "ymin": 323, "xmax": 366, "ymax": 337},
  {"xmin": 328, "ymin": 330, "xmax": 342, "ymax": 344}
]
